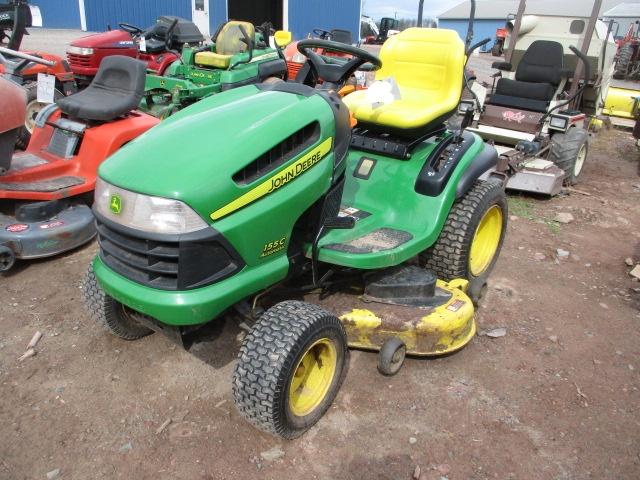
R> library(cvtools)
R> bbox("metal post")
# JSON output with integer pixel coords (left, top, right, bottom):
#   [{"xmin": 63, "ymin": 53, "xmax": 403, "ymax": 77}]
[
  {"xmin": 417, "ymin": 0, "xmax": 424, "ymax": 27},
  {"xmin": 568, "ymin": 0, "xmax": 602, "ymax": 102},
  {"xmin": 505, "ymin": 0, "xmax": 526, "ymax": 64}
]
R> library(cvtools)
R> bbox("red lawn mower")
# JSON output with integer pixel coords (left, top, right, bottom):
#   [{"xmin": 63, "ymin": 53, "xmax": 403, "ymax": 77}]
[
  {"xmin": 67, "ymin": 15, "xmax": 204, "ymax": 87},
  {"xmin": 0, "ymin": 52, "xmax": 159, "ymax": 271},
  {"xmin": 0, "ymin": 1, "xmax": 77, "ymax": 149}
]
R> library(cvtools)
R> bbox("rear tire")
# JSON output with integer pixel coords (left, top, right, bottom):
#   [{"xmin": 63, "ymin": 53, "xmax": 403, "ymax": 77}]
[
  {"xmin": 548, "ymin": 128, "xmax": 589, "ymax": 185},
  {"xmin": 420, "ymin": 180, "xmax": 507, "ymax": 303},
  {"xmin": 614, "ymin": 44, "xmax": 633, "ymax": 79},
  {"xmin": 491, "ymin": 42, "xmax": 502, "ymax": 57},
  {"xmin": 16, "ymin": 82, "xmax": 64, "ymax": 150},
  {"xmin": 82, "ymin": 264, "xmax": 153, "ymax": 340},
  {"xmin": 233, "ymin": 300, "xmax": 348, "ymax": 439}
]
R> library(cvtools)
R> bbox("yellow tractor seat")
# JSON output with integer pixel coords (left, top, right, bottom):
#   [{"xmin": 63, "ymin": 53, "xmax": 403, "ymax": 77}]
[
  {"xmin": 216, "ymin": 20, "xmax": 255, "ymax": 55},
  {"xmin": 195, "ymin": 51, "xmax": 232, "ymax": 69},
  {"xmin": 343, "ymin": 28, "xmax": 466, "ymax": 131},
  {"xmin": 195, "ymin": 21, "xmax": 256, "ymax": 69}
]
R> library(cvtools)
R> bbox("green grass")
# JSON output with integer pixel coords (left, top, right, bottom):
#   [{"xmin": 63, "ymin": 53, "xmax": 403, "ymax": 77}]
[{"xmin": 508, "ymin": 196, "xmax": 560, "ymax": 234}]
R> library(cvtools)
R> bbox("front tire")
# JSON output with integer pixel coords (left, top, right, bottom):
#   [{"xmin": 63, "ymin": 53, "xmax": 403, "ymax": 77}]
[
  {"xmin": 82, "ymin": 264, "xmax": 153, "ymax": 340},
  {"xmin": 233, "ymin": 301, "xmax": 348, "ymax": 439},
  {"xmin": 548, "ymin": 128, "xmax": 589, "ymax": 185},
  {"xmin": 420, "ymin": 180, "xmax": 507, "ymax": 303}
]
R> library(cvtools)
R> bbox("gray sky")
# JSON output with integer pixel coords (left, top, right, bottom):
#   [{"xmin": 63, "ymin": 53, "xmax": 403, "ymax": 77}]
[{"xmin": 362, "ymin": 0, "xmax": 454, "ymax": 20}]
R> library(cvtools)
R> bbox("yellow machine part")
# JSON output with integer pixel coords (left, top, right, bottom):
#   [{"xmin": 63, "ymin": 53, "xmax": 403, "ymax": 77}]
[
  {"xmin": 603, "ymin": 86, "xmax": 640, "ymax": 119},
  {"xmin": 339, "ymin": 279, "xmax": 476, "ymax": 356},
  {"xmin": 195, "ymin": 51, "xmax": 232, "ymax": 69},
  {"xmin": 343, "ymin": 28, "xmax": 466, "ymax": 130}
]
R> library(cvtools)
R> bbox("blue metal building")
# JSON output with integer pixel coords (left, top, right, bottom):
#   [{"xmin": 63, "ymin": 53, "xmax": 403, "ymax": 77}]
[
  {"xmin": 437, "ymin": 0, "xmax": 518, "ymax": 51},
  {"xmin": 30, "ymin": 0, "xmax": 361, "ymax": 41}
]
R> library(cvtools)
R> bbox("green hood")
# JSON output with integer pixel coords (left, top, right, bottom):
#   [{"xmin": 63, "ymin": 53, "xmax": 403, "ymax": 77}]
[{"xmin": 99, "ymin": 84, "xmax": 336, "ymax": 221}]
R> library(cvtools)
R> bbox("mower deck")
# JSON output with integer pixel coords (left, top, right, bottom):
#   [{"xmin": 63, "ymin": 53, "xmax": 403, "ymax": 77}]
[
  {"xmin": 0, "ymin": 203, "xmax": 94, "ymax": 260},
  {"xmin": 315, "ymin": 279, "xmax": 475, "ymax": 356}
]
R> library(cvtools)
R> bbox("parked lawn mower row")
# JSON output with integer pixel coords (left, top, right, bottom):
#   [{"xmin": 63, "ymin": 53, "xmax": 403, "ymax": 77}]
[{"xmin": 0, "ymin": 0, "xmax": 606, "ymax": 439}]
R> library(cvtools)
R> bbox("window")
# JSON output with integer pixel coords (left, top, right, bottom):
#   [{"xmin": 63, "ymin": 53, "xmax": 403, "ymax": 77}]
[
  {"xmin": 570, "ymin": 20, "xmax": 585, "ymax": 34},
  {"xmin": 233, "ymin": 122, "xmax": 321, "ymax": 185}
]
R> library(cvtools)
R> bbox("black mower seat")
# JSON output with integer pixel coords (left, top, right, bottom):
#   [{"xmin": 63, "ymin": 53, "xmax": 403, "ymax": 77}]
[
  {"xmin": 330, "ymin": 29, "xmax": 353, "ymax": 44},
  {"xmin": 57, "ymin": 56, "xmax": 146, "ymax": 122},
  {"xmin": 489, "ymin": 40, "xmax": 565, "ymax": 113}
]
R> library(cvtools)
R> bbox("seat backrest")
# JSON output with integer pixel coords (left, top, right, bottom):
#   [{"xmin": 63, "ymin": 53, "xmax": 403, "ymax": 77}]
[
  {"xmin": 374, "ymin": 28, "xmax": 465, "ymax": 105},
  {"xmin": 515, "ymin": 40, "xmax": 564, "ymax": 85},
  {"xmin": 330, "ymin": 29, "xmax": 352, "ymax": 44},
  {"xmin": 216, "ymin": 21, "xmax": 255, "ymax": 56},
  {"xmin": 92, "ymin": 55, "xmax": 146, "ymax": 96}
]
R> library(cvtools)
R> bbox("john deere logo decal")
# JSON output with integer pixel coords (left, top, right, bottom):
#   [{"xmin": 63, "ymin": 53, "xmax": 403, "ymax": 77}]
[{"xmin": 110, "ymin": 194, "xmax": 122, "ymax": 214}]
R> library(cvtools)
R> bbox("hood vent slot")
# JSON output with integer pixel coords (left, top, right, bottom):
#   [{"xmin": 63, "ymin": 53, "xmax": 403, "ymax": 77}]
[{"xmin": 233, "ymin": 121, "xmax": 320, "ymax": 185}]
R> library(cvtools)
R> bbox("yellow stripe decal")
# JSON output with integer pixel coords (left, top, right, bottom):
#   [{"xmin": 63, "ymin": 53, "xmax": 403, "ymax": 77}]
[{"xmin": 211, "ymin": 136, "xmax": 333, "ymax": 220}]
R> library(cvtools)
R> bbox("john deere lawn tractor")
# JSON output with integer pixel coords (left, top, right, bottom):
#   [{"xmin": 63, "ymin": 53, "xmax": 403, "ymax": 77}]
[
  {"xmin": 83, "ymin": 18, "xmax": 507, "ymax": 438},
  {"xmin": 140, "ymin": 21, "xmax": 290, "ymax": 118}
]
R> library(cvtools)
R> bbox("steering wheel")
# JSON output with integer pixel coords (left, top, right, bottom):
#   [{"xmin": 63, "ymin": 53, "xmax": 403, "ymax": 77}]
[
  {"xmin": 312, "ymin": 28, "xmax": 332, "ymax": 40},
  {"xmin": 119, "ymin": 23, "xmax": 143, "ymax": 36},
  {"xmin": 296, "ymin": 39, "xmax": 382, "ymax": 87}
]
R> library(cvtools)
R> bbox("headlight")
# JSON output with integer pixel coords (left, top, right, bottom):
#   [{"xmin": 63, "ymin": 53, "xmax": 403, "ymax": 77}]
[
  {"xmin": 94, "ymin": 178, "xmax": 208, "ymax": 235},
  {"xmin": 67, "ymin": 46, "xmax": 94, "ymax": 56},
  {"xmin": 549, "ymin": 115, "xmax": 568, "ymax": 130}
]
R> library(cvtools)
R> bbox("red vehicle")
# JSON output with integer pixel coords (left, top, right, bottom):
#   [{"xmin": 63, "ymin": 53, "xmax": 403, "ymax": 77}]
[
  {"xmin": 67, "ymin": 16, "xmax": 204, "ymax": 86},
  {"xmin": 0, "ymin": 52, "xmax": 159, "ymax": 271},
  {"xmin": 491, "ymin": 27, "xmax": 508, "ymax": 56},
  {"xmin": 284, "ymin": 28, "xmax": 354, "ymax": 80}
]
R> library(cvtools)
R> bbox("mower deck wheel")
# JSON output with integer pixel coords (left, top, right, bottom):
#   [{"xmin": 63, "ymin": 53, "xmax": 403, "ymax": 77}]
[
  {"xmin": 548, "ymin": 128, "xmax": 589, "ymax": 185},
  {"xmin": 377, "ymin": 337, "xmax": 406, "ymax": 376},
  {"xmin": 16, "ymin": 82, "xmax": 64, "ymax": 150},
  {"xmin": 420, "ymin": 180, "xmax": 507, "ymax": 304},
  {"xmin": 233, "ymin": 300, "xmax": 347, "ymax": 439},
  {"xmin": 0, "ymin": 245, "xmax": 16, "ymax": 272},
  {"xmin": 82, "ymin": 264, "xmax": 153, "ymax": 340}
]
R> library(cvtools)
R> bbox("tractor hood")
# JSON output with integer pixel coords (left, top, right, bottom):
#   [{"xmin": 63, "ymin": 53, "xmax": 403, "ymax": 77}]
[
  {"xmin": 98, "ymin": 84, "xmax": 338, "ymax": 222},
  {"xmin": 70, "ymin": 29, "xmax": 134, "ymax": 49}
]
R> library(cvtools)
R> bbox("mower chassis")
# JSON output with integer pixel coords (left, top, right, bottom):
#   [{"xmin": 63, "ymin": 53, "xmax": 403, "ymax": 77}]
[{"xmin": 469, "ymin": 126, "xmax": 565, "ymax": 196}]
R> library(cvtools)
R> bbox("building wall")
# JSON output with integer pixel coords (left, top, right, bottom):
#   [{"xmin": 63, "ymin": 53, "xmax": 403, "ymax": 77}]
[
  {"xmin": 438, "ymin": 19, "xmax": 506, "ymax": 51},
  {"xmin": 289, "ymin": 0, "xmax": 360, "ymax": 41},
  {"xmin": 84, "ymin": 0, "xmax": 191, "ymax": 32},
  {"xmin": 34, "ymin": 0, "xmax": 361, "ymax": 41},
  {"xmin": 37, "ymin": 0, "xmax": 81, "ymax": 29}
]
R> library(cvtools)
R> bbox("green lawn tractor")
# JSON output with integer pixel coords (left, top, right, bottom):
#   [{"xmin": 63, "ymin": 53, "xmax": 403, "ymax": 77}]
[
  {"xmin": 83, "ymin": 23, "xmax": 508, "ymax": 438},
  {"xmin": 140, "ymin": 21, "xmax": 291, "ymax": 118}
]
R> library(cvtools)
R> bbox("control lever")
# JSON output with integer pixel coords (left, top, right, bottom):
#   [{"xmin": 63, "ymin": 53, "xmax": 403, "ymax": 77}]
[{"xmin": 453, "ymin": 106, "xmax": 474, "ymax": 144}]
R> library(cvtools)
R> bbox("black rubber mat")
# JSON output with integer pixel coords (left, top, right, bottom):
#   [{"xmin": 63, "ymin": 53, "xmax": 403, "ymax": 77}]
[
  {"xmin": 324, "ymin": 228, "xmax": 413, "ymax": 254},
  {"xmin": 8, "ymin": 153, "xmax": 47, "ymax": 172},
  {"xmin": 0, "ymin": 176, "xmax": 85, "ymax": 192}
]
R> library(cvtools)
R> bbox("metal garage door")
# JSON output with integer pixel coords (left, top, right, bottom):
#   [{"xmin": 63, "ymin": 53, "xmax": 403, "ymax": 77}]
[{"xmin": 84, "ymin": 0, "xmax": 191, "ymax": 32}]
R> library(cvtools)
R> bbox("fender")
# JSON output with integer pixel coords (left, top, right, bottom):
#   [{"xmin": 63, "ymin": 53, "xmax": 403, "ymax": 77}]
[{"xmin": 455, "ymin": 141, "xmax": 498, "ymax": 199}]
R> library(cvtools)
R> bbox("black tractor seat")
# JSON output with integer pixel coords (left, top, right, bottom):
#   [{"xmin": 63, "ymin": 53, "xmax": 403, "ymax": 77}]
[
  {"xmin": 489, "ymin": 40, "xmax": 565, "ymax": 113},
  {"xmin": 56, "ymin": 56, "xmax": 146, "ymax": 122}
]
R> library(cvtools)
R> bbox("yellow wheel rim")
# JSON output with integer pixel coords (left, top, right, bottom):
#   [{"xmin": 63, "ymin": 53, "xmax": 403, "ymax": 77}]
[
  {"xmin": 469, "ymin": 205, "xmax": 503, "ymax": 277},
  {"xmin": 288, "ymin": 338, "xmax": 337, "ymax": 417}
]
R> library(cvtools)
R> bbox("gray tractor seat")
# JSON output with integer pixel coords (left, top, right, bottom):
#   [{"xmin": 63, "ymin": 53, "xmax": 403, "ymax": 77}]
[
  {"xmin": 56, "ymin": 56, "xmax": 146, "ymax": 122},
  {"xmin": 489, "ymin": 40, "xmax": 565, "ymax": 113}
]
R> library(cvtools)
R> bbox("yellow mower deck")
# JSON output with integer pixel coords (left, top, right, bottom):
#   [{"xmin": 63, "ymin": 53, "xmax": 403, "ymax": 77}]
[{"xmin": 313, "ymin": 279, "xmax": 476, "ymax": 356}]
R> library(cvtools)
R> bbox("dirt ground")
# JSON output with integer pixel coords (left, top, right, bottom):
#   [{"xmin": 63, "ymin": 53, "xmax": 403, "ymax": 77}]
[
  {"xmin": 1, "ymin": 128, "xmax": 638, "ymax": 480},
  {"xmin": 2, "ymin": 30, "xmax": 640, "ymax": 480}
]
